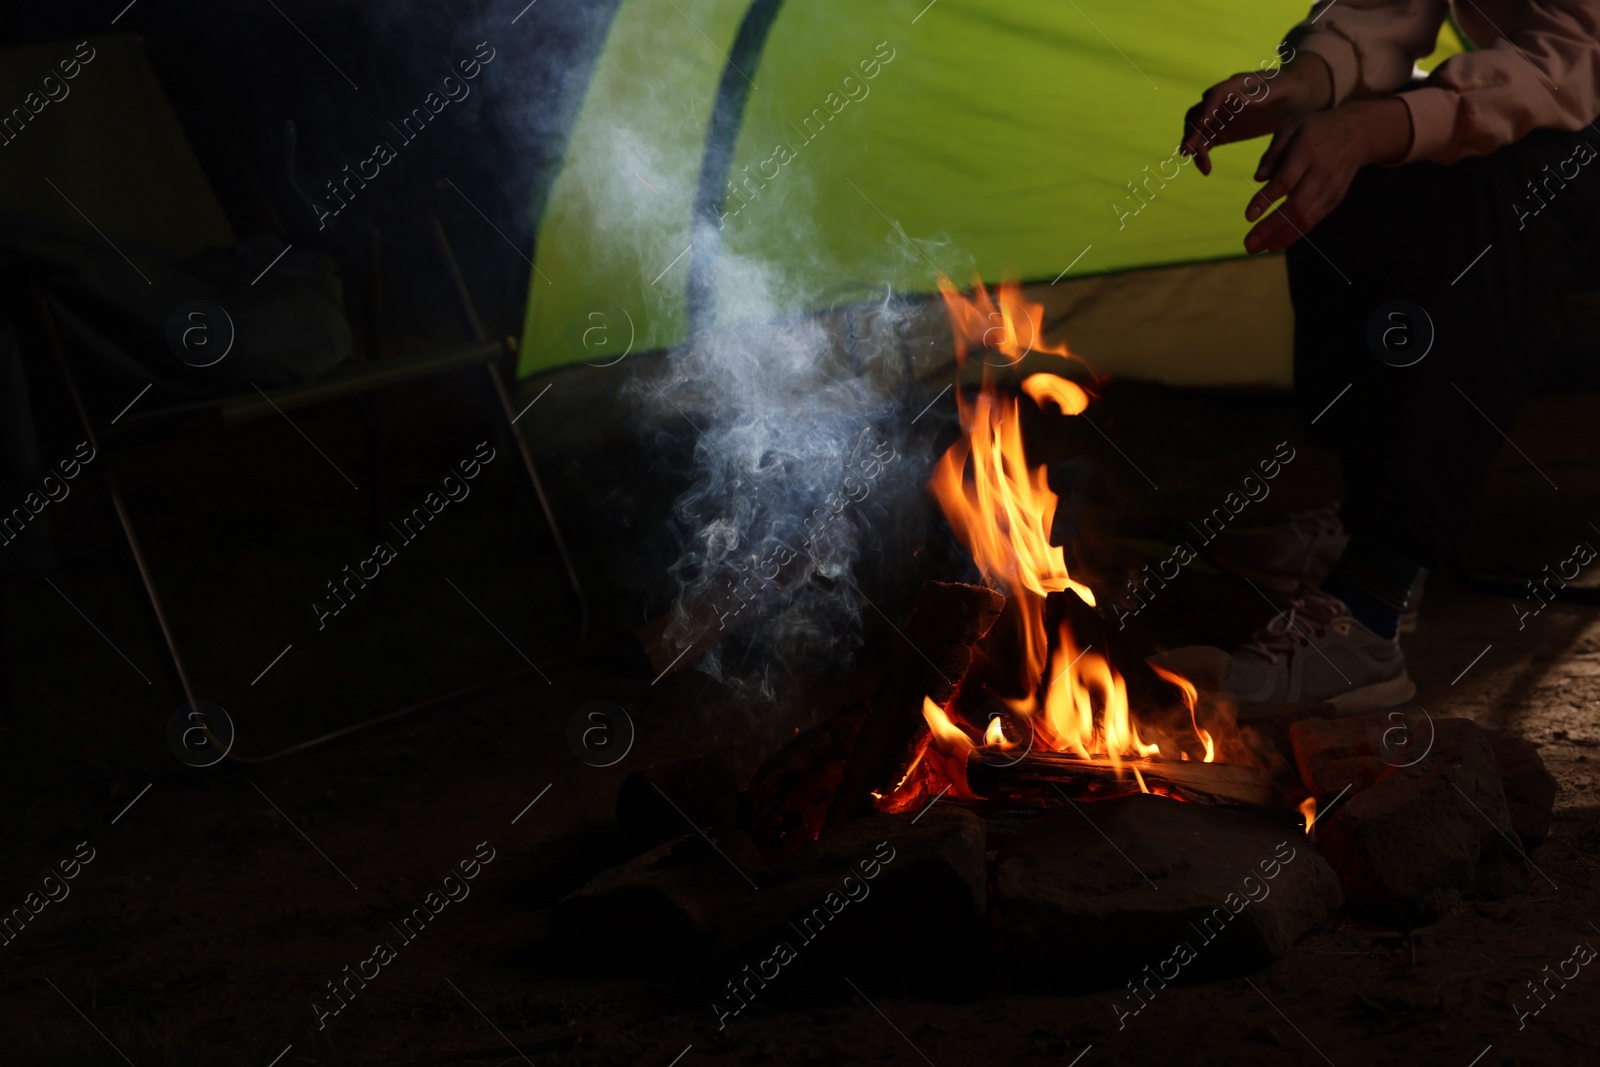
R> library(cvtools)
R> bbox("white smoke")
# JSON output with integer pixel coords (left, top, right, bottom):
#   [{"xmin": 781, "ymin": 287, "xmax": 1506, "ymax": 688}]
[
  {"xmin": 495, "ymin": 9, "xmax": 944, "ymax": 701},
  {"xmin": 636, "ymin": 221, "xmax": 934, "ymax": 699}
]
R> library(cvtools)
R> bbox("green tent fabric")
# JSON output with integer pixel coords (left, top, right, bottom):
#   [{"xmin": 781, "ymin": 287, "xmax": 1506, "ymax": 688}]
[{"xmin": 519, "ymin": 0, "xmax": 1460, "ymax": 385}]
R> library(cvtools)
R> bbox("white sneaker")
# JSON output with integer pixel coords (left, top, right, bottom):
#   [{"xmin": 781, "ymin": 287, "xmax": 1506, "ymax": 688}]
[
  {"xmin": 1209, "ymin": 506, "xmax": 1426, "ymax": 633},
  {"xmin": 1225, "ymin": 588, "xmax": 1416, "ymax": 710}
]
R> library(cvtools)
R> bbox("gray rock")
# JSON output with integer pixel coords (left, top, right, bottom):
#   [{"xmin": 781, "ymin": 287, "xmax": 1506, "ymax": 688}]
[
  {"xmin": 1290, "ymin": 710, "xmax": 1408, "ymax": 798},
  {"xmin": 1490, "ymin": 733, "xmax": 1558, "ymax": 848},
  {"xmin": 992, "ymin": 794, "xmax": 1341, "ymax": 971},
  {"xmin": 615, "ymin": 754, "xmax": 741, "ymax": 854},
  {"xmin": 554, "ymin": 807, "xmax": 987, "ymax": 963},
  {"xmin": 1313, "ymin": 717, "xmax": 1529, "ymax": 926},
  {"xmin": 553, "ymin": 830, "xmax": 764, "ymax": 959}
]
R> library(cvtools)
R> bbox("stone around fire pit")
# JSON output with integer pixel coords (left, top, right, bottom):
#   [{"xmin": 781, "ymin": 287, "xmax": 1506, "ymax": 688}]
[
  {"xmin": 992, "ymin": 794, "xmax": 1341, "ymax": 976},
  {"xmin": 1491, "ymin": 733, "xmax": 1559, "ymax": 848},
  {"xmin": 615, "ymin": 755, "xmax": 741, "ymax": 854},
  {"xmin": 1290, "ymin": 711, "xmax": 1407, "ymax": 797},
  {"xmin": 1304, "ymin": 716, "xmax": 1532, "ymax": 926},
  {"xmin": 553, "ymin": 807, "xmax": 988, "ymax": 968},
  {"xmin": 715, "ymin": 806, "xmax": 988, "ymax": 967},
  {"xmin": 552, "ymin": 829, "xmax": 765, "ymax": 960}
]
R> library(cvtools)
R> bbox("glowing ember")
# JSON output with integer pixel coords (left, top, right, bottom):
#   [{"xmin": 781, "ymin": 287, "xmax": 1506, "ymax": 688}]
[{"xmin": 881, "ymin": 278, "xmax": 1227, "ymax": 813}]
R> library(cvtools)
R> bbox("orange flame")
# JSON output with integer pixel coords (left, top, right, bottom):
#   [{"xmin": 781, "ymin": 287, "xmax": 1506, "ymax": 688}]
[
  {"xmin": 882, "ymin": 278, "xmax": 1218, "ymax": 810},
  {"xmin": 935, "ymin": 275, "xmax": 1079, "ymax": 367},
  {"xmin": 984, "ymin": 716, "xmax": 1008, "ymax": 747},
  {"xmin": 922, "ymin": 696, "xmax": 975, "ymax": 757},
  {"xmin": 1299, "ymin": 796, "xmax": 1317, "ymax": 836},
  {"xmin": 928, "ymin": 385, "xmax": 1095, "ymax": 608},
  {"xmin": 1150, "ymin": 663, "xmax": 1215, "ymax": 763},
  {"xmin": 927, "ymin": 277, "xmax": 1096, "ymax": 618},
  {"xmin": 1021, "ymin": 374, "xmax": 1090, "ymax": 415},
  {"xmin": 1038, "ymin": 623, "xmax": 1162, "ymax": 768}
]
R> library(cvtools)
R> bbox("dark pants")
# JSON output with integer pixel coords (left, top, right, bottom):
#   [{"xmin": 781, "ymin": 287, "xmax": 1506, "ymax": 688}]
[{"xmin": 1287, "ymin": 123, "xmax": 1600, "ymax": 568}]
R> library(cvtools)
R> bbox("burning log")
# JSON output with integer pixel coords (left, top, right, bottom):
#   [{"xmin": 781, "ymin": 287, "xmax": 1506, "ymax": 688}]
[
  {"xmin": 827, "ymin": 581, "xmax": 1006, "ymax": 826},
  {"xmin": 965, "ymin": 749, "xmax": 1285, "ymax": 815}
]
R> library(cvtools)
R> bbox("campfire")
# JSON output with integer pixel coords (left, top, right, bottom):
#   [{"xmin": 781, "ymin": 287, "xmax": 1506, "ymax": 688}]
[
  {"xmin": 873, "ymin": 279, "xmax": 1254, "ymax": 819},
  {"xmin": 561, "ymin": 280, "xmax": 1555, "ymax": 977}
]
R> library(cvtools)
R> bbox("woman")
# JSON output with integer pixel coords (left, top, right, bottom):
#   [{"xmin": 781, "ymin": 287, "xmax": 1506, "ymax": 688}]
[{"xmin": 1180, "ymin": 0, "xmax": 1600, "ymax": 709}]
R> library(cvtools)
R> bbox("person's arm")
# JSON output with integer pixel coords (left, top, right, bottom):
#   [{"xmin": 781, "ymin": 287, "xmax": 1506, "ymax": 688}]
[
  {"xmin": 1401, "ymin": 7, "xmax": 1600, "ymax": 164},
  {"xmin": 1295, "ymin": 0, "xmax": 1600, "ymax": 164},
  {"xmin": 1287, "ymin": 0, "xmax": 1450, "ymax": 108},
  {"xmin": 1241, "ymin": 97, "xmax": 1413, "ymax": 253},
  {"xmin": 1177, "ymin": 0, "xmax": 1446, "ymax": 172}
]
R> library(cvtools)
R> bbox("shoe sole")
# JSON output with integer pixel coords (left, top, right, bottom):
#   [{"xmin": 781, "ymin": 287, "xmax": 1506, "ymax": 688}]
[{"xmin": 1327, "ymin": 669, "xmax": 1417, "ymax": 714}]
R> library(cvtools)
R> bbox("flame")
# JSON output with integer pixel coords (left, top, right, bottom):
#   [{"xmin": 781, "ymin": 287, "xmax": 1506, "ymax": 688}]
[
  {"xmin": 878, "ymin": 700, "xmax": 979, "ymax": 814},
  {"xmin": 922, "ymin": 696, "xmax": 975, "ymax": 757},
  {"xmin": 1298, "ymin": 796, "xmax": 1317, "ymax": 836},
  {"xmin": 1021, "ymin": 374, "xmax": 1090, "ymax": 415},
  {"xmin": 927, "ymin": 385, "xmax": 1096, "ymax": 608},
  {"xmin": 935, "ymin": 275, "xmax": 1079, "ymax": 367},
  {"xmin": 984, "ymin": 716, "xmax": 1007, "ymax": 747},
  {"xmin": 927, "ymin": 276, "xmax": 1097, "ymax": 619},
  {"xmin": 1039, "ymin": 624, "xmax": 1161, "ymax": 767},
  {"xmin": 1150, "ymin": 663, "xmax": 1215, "ymax": 763},
  {"xmin": 881, "ymin": 278, "xmax": 1220, "ymax": 811}
]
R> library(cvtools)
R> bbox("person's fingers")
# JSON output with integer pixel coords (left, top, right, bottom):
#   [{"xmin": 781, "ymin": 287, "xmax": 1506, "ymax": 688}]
[
  {"xmin": 1246, "ymin": 176, "xmax": 1289, "ymax": 222},
  {"xmin": 1245, "ymin": 208, "xmax": 1299, "ymax": 254},
  {"xmin": 1246, "ymin": 181, "xmax": 1330, "ymax": 254},
  {"xmin": 1179, "ymin": 96, "xmax": 1221, "ymax": 159},
  {"xmin": 1179, "ymin": 76, "xmax": 1249, "ymax": 156},
  {"xmin": 1178, "ymin": 117, "xmax": 1215, "ymax": 175},
  {"xmin": 1246, "ymin": 142, "xmax": 1308, "ymax": 222},
  {"xmin": 1254, "ymin": 126, "xmax": 1294, "ymax": 182}
]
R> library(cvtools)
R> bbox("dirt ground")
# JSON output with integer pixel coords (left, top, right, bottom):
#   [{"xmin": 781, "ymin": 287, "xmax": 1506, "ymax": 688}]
[{"xmin": 3, "ymin": 371, "xmax": 1599, "ymax": 1067}]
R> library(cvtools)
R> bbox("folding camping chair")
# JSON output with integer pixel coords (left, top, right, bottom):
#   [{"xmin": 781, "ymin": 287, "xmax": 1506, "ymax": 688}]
[
  {"xmin": 5, "ymin": 35, "xmax": 584, "ymax": 759},
  {"xmin": 32, "ymin": 283, "xmax": 587, "ymax": 762}
]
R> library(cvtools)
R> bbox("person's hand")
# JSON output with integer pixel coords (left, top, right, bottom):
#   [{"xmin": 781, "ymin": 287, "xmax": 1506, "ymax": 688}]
[
  {"xmin": 1179, "ymin": 58, "xmax": 1332, "ymax": 175},
  {"xmin": 1243, "ymin": 97, "xmax": 1412, "ymax": 253}
]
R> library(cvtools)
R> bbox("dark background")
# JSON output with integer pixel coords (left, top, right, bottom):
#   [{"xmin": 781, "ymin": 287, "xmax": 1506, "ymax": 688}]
[
  {"xmin": 3, "ymin": 4, "xmax": 1600, "ymax": 1066},
  {"xmin": 8, "ymin": 0, "xmax": 620, "ymax": 340}
]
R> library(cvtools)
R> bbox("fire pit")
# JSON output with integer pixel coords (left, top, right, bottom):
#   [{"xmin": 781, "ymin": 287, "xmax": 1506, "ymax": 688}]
[
  {"xmin": 558, "ymin": 281, "xmax": 1556, "ymax": 985},
  {"xmin": 816, "ymin": 278, "xmax": 1276, "ymax": 839}
]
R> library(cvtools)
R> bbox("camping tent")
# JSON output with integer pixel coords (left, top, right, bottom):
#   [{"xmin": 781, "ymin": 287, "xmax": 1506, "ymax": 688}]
[{"xmin": 519, "ymin": 0, "xmax": 1460, "ymax": 386}]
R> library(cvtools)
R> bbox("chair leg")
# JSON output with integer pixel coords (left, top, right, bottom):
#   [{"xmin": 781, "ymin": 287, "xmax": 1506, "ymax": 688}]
[
  {"xmin": 31, "ymin": 289, "xmax": 197, "ymax": 709},
  {"xmin": 425, "ymin": 211, "xmax": 589, "ymax": 651},
  {"xmin": 0, "ymin": 577, "xmax": 14, "ymax": 722},
  {"xmin": 357, "ymin": 391, "xmax": 384, "ymax": 542},
  {"xmin": 483, "ymin": 361, "xmax": 590, "ymax": 651}
]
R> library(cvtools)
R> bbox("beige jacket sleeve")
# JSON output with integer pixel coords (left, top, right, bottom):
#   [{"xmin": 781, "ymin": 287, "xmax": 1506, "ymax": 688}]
[{"xmin": 1287, "ymin": 0, "xmax": 1600, "ymax": 165}]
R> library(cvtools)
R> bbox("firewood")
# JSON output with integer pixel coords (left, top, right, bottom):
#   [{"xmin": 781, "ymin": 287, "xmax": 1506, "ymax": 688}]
[
  {"xmin": 745, "ymin": 703, "xmax": 869, "ymax": 857},
  {"xmin": 827, "ymin": 581, "xmax": 1006, "ymax": 826},
  {"xmin": 965, "ymin": 750, "xmax": 1285, "ymax": 815},
  {"xmin": 617, "ymin": 755, "xmax": 741, "ymax": 854}
]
